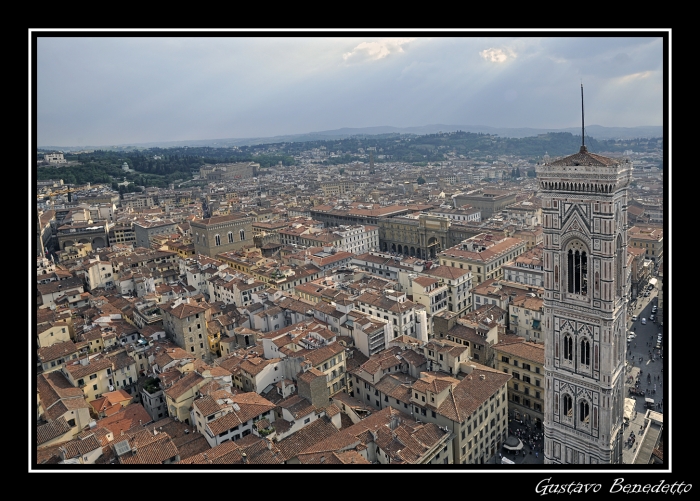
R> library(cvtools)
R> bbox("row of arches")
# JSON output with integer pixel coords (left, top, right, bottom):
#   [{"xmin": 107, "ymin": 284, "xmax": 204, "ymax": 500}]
[
  {"xmin": 61, "ymin": 236, "xmax": 106, "ymax": 250},
  {"xmin": 558, "ymin": 394, "xmax": 597, "ymax": 428},
  {"xmin": 196, "ymin": 230, "xmax": 246, "ymax": 246},
  {"xmin": 558, "ymin": 334, "xmax": 598, "ymax": 371},
  {"xmin": 541, "ymin": 181, "xmax": 615, "ymax": 193},
  {"xmin": 558, "ymin": 237, "xmax": 624, "ymax": 299},
  {"xmin": 380, "ymin": 237, "xmax": 441, "ymax": 258}
]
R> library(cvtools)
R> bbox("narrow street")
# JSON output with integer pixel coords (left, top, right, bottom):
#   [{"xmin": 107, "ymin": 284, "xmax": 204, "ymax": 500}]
[{"xmin": 621, "ymin": 280, "xmax": 664, "ymax": 462}]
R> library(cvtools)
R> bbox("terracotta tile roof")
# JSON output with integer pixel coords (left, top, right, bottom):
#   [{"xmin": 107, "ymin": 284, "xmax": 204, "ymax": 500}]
[
  {"xmin": 303, "ymin": 342, "xmax": 345, "ymax": 366},
  {"xmin": 510, "ymin": 295, "xmax": 544, "ymax": 310},
  {"xmin": 119, "ymin": 432, "xmax": 179, "ymax": 465},
  {"xmin": 79, "ymin": 426, "xmax": 113, "ymax": 447},
  {"xmin": 107, "ymin": 351, "xmax": 136, "ymax": 371},
  {"xmin": 238, "ymin": 356, "xmax": 276, "ymax": 377},
  {"xmin": 36, "ymin": 442, "xmax": 66, "ymax": 464},
  {"xmin": 423, "ymin": 265, "xmax": 470, "ymax": 280},
  {"xmin": 45, "ymin": 394, "xmax": 91, "ymax": 422},
  {"xmin": 192, "ymin": 393, "xmax": 227, "ymax": 417},
  {"xmin": 434, "ymin": 365, "xmax": 511, "ymax": 423},
  {"xmin": 89, "ymin": 389, "xmax": 132, "ymax": 412},
  {"xmin": 37, "ymin": 340, "xmax": 80, "ymax": 363},
  {"xmin": 178, "ymin": 441, "xmax": 241, "ymax": 464},
  {"xmin": 412, "ymin": 373, "xmax": 458, "ymax": 396},
  {"xmin": 37, "ymin": 371, "xmax": 84, "ymax": 407},
  {"xmin": 357, "ymin": 346, "xmax": 404, "ymax": 375},
  {"xmin": 397, "ymin": 348, "xmax": 427, "ymax": 367},
  {"xmin": 493, "ymin": 339, "xmax": 544, "ymax": 364},
  {"xmin": 164, "ymin": 300, "xmax": 209, "ymax": 319},
  {"xmin": 96, "ymin": 403, "xmax": 152, "ymax": 437},
  {"xmin": 374, "ymin": 374, "xmax": 415, "ymax": 403},
  {"xmin": 233, "ymin": 438, "xmax": 284, "ymax": 464},
  {"xmin": 298, "ymin": 406, "xmax": 448, "ymax": 463},
  {"xmin": 154, "ymin": 347, "xmax": 193, "ymax": 368},
  {"xmin": 413, "ymin": 276, "xmax": 440, "ymax": 287},
  {"xmin": 205, "ymin": 393, "xmax": 276, "ymax": 436},
  {"xmin": 356, "ymin": 291, "xmax": 422, "ymax": 314},
  {"xmin": 548, "ymin": 146, "xmax": 619, "ymax": 167},
  {"xmin": 275, "ymin": 416, "xmax": 339, "ymax": 461},
  {"xmin": 164, "ymin": 371, "xmax": 205, "ymax": 400},
  {"xmin": 60, "ymin": 433, "xmax": 102, "ymax": 459},
  {"xmin": 64, "ymin": 357, "xmax": 113, "ymax": 379},
  {"xmin": 439, "ymin": 237, "xmax": 524, "ymax": 263},
  {"xmin": 276, "ymin": 394, "xmax": 316, "ymax": 420},
  {"xmin": 297, "ymin": 449, "xmax": 371, "ymax": 464},
  {"xmin": 37, "ymin": 416, "xmax": 71, "ymax": 446}
]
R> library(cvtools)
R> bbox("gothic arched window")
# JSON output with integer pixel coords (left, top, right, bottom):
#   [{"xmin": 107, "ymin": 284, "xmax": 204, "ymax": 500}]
[
  {"xmin": 563, "ymin": 394, "xmax": 573, "ymax": 418},
  {"xmin": 579, "ymin": 400, "xmax": 590, "ymax": 424},
  {"xmin": 580, "ymin": 338, "xmax": 590, "ymax": 366},
  {"xmin": 228, "ymin": 232, "xmax": 234, "ymax": 243},
  {"xmin": 563, "ymin": 334, "xmax": 573, "ymax": 361},
  {"xmin": 240, "ymin": 229, "xmax": 246, "ymax": 241},
  {"xmin": 566, "ymin": 241, "xmax": 589, "ymax": 295},
  {"xmin": 215, "ymin": 234, "xmax": 221, "ymax": 246}
]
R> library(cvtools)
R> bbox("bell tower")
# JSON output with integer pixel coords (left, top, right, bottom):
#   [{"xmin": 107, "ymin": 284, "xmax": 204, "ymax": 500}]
[{"xmin": 537, "ymin": 87, "xmax": 634, "ymax": 464}]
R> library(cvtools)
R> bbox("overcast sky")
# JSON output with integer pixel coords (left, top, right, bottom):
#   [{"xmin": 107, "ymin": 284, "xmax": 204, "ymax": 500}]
[{"xmin": 35, "ymin": 32, "xmax": 666, "ymax": 147}]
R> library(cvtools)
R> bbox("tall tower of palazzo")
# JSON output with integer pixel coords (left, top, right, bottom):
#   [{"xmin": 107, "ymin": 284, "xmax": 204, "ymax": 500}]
[{"xmin": 537, "ymin": 114, "xmax": 633, "ymax": 464}]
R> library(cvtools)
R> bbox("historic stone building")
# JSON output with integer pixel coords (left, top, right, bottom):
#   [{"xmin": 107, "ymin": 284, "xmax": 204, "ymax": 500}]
[
  {"xmin": 537, "ymin": 144, "xmax": 633, "ymax": 464},
  {"xmin": 56, "ymin": 222, "xmax": 110, "ymax": 250},
  {"xmin": 377, "ymin": 213, "xmax": 504, "ymax": 261},
  {"xmin": 191, "ymin": 213, "xmax": 254, "ymax": 258},
  {"xmin": 452, "ymin": 189, "xmax": 518, "ymax": 218},
  {"xmin": 199, "ymin": 162, "xmax": 258, "ymax": 181},
  {"xmin": 378, "ymin": 214, "xmax": 450, "ymax": 259}
]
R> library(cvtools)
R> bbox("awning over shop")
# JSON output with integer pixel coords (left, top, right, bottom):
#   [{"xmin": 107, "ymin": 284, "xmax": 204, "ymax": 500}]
[{"xmin": 624, "ymin": 398, "xmax": 636, "ymax": 421}]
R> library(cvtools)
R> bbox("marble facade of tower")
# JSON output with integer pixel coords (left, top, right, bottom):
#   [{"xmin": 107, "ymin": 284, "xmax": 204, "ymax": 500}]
[{"xmin": 537, "ymin": 145, "xmax": 633, "ymax": 464}]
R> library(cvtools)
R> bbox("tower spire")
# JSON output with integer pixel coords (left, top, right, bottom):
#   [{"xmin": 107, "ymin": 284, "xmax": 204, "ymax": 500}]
[{"xmin": 580, "ymin": 83, "xmax": 586, "ymax": 152}]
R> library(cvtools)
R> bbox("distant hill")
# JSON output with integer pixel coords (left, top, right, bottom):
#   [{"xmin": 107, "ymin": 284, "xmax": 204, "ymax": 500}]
[{"xmin": 40, "ymin": 124, "xmax": 663, "ymax": 151}]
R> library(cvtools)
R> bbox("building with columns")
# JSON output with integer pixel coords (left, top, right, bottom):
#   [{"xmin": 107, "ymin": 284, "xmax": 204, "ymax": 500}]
[{"xmin": 537, "ymin": 144, "xmax": 633, "ymax": 464}]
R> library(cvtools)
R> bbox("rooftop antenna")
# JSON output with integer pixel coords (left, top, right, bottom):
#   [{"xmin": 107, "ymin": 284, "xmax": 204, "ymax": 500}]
[{"xmin": 580, "ymin": 82, "xmax": 586, "ymax": 152}]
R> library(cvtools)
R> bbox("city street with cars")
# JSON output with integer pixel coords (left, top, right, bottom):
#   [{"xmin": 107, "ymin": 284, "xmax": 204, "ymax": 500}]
[{"xmin": 622, "ymin": 279, "xmax": 664, "ymax": 461}]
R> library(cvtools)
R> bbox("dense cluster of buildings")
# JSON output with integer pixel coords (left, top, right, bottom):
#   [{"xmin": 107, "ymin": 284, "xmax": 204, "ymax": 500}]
[{"xmin": 34, "ymin": 142, "xmax": 664, "ymax": 466}]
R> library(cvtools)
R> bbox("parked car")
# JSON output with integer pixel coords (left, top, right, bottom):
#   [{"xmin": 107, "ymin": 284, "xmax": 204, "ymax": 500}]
[
  {"xmin": 632, "ymin": 315, "xmax": 638, "ymax": 321},
  {"xmin": 650, "ymin": 314, "xmax": 656, "ymax": 321},
  {"xmin": 652, "ymin": 306, "xmax": 658, "ymax": 313},
  {"xmin": 641, "ymin": 318, "xmax": 647, "ymax": 325},
  {"xmin": 644, "ymin": 291, "xmax": 650, "ymax": 297}
]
